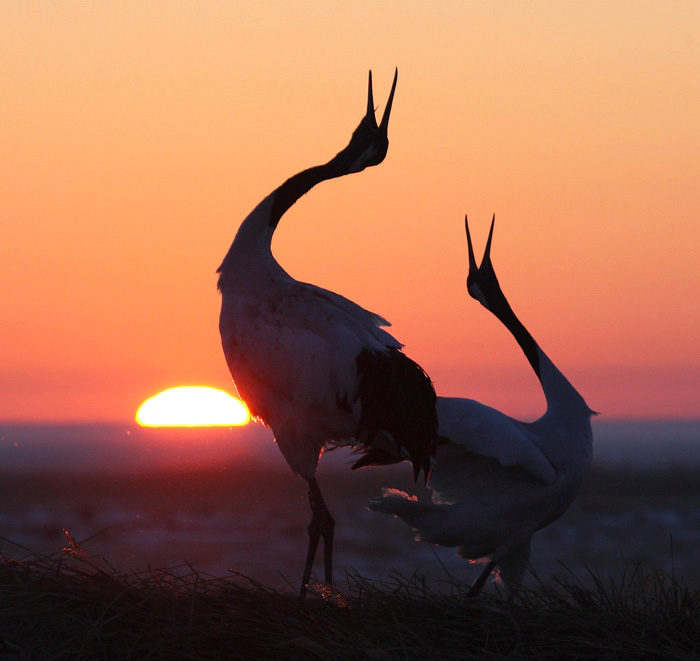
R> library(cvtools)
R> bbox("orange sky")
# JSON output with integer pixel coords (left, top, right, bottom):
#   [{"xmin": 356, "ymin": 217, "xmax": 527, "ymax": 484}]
[{"xmin": 2, "ymin": 2, "xmax": 699, "ymax": 422}]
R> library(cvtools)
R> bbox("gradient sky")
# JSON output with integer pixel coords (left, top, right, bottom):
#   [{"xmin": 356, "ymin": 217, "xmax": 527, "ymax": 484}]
[{"xmin": 2, "ymin": 1, "xmax": 699, "ymax": 422}]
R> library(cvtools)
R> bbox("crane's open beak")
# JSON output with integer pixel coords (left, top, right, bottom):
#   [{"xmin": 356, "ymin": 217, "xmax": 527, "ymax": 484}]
[
  {"xmin": 465, "ymin": 215, "xmax": 498, "ymax": 307},
  {"xmin": 367, "ymin": 68, "xmax": 398, "ymax": 131},
  {"xmin": 465, "ymin": 214, "xmax": 496, "ymax": 273}
]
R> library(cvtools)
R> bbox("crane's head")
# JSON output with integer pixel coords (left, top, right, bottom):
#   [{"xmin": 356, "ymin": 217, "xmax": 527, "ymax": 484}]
[
  {"xmin": 465, "ymin": 214, "xmax": 503, "ymax": 311},
  {"xmin": 340, "ymin": 69, "xmax": 398, "ymax": 173}
]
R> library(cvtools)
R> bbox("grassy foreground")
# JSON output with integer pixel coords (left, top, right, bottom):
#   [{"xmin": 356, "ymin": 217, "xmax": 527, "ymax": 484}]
[{"xmin": 0, "ymin": 535, "xmax": 698, "ymax": 660}]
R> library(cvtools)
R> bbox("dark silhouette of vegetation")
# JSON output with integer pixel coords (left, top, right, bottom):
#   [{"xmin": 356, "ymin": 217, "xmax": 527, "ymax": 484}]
[{"xmin": 0, "ymin": 533, "xmax": 698, "ymax": 660}]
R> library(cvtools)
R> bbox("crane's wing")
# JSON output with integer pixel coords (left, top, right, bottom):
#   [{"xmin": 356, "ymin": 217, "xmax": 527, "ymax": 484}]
[
  {"xmin": 435, "ymin": 397, "xmax": 556, "ymax": 485},
  {"xmin": 301, "ymin": 282, "xmax": 397, "ymax": 335},
  {"xmin": 220, "ymin": 281, "xmax": 400, "ymax": 421}
]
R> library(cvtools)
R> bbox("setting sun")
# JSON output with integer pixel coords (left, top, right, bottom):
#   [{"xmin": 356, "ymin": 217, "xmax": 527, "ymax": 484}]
[{"xmin": 136, "ymin": 386, "xmax": 250, "ymax": 427}]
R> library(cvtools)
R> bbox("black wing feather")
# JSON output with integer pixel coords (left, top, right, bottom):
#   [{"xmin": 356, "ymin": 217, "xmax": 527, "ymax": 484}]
[{"xmin": 352, "ymin": 348, "xmax": 438, "ymax": 481}]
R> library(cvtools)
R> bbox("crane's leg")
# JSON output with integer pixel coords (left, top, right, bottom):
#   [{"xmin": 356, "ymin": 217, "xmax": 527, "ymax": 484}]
[
  {"xmin": 467, "ymin": 559, "xmax": 497, "ymax": 597},
  {"xmin": 497, "ymin": 541, "xmax": 532, "ymax": 596},
  {"xmin": 300, "ymin": 477, "xmax": 335, "ymax": 598}
]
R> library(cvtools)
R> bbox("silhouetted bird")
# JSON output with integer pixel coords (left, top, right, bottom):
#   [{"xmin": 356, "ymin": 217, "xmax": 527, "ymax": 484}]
[
  {"xmin": 370, "ymin": 216, "xmax": 595, "ymax": 595},
  {"xmin": 217, "ymin": 71, "xmax": 438, "ymax": 597}
]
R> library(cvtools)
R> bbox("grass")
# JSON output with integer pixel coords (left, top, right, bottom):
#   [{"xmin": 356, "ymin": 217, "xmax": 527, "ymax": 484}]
[{"xmin": 0, "ymin": 533, "xmax": 698, "ymax": 660}]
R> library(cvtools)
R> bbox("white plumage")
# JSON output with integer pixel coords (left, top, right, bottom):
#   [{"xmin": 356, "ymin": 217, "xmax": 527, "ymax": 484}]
[
  {"xmin": 217, "ymin": 71, "xmax": 438, "ymax": 596},
  {"xmin": 370, "ymin": 216, "xmax": 595, "ymax": 594}
]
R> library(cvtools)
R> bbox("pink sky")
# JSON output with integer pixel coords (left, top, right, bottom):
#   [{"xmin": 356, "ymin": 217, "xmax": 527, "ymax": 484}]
[{"xmin": 1, "ymin": 2, "xmax": 699, "ymax": 422}]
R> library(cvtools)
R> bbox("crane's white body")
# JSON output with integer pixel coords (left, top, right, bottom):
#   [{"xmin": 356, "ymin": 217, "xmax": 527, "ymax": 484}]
[
  {"xmin": 370, "ymin": 219, "xmax": 594, "ymax": 591},
  {"xmin": 382, "ymin": 353, "xmax": 592, "ymax": 565},
  {"xmin": 219, "ymin": 194, "xmax": 402, "ymax": 480}
]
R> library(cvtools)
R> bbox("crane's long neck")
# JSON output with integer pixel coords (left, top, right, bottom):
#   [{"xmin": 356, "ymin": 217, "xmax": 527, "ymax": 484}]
[
  {"xmin": 218, "ymin": 146, "xmax": 364, "ymax": 284},
  {"xmin": 269, "ymin": 158, "xmax": 351, "ymax": 231},
  {"xmin": 485, "ymin": 288, "xmax": 590, "ymax": 417},
  {"xmin": 482, "ymin": 286, "xmax": 541, "ymax": 381}
]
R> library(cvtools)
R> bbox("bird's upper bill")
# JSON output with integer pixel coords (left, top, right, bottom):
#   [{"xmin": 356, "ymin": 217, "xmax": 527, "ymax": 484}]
[{"xmin": 342, "ymin": 68, "xmax": 398, "ymax": 173}]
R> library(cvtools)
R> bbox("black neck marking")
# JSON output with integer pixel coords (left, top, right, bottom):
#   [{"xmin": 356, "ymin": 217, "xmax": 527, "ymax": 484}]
[
  {"xmin": 488, "ymin": 286, "xmax": 542, "ymax": 381},
  {"xmin": 268, "ymin": 135, "xmax": 379, "ymax": 230}
]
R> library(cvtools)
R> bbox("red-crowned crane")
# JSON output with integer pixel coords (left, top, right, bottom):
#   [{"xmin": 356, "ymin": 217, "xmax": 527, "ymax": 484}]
[
  {"xmin": 370, "ymin": 216, "xmax": 595, "ymax": 595},
  {"xmin": 217, "ymin": 71, "xmax": 438, "ymax": 597}
]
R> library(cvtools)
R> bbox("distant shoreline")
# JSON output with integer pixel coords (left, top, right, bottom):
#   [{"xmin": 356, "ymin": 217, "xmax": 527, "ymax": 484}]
[{"xmin": 1, "ymin": 419, "xmax": 699, "ymax": 475}]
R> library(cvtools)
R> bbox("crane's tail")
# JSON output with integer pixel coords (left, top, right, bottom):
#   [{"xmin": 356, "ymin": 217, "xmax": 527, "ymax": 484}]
[
  {"xmin": 368, "ymin": 488, "xmax": 444, "ymax": 520},
  {"xmin": 353, "ymin": 347, "xmax": 438, "ymax": 482},
  {"xmin": 370, "ymin": 488, "xmax": 455, "ymax": 550}
]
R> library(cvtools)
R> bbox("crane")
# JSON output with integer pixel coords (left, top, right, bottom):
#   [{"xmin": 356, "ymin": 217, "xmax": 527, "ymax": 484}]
[
  {"xmin": 217, "ymin": 71, "xmax": 438, "ymax": 597},
  {"xmin": 370, "ymin": 216, "xmax": 595, "ymax": 595}
]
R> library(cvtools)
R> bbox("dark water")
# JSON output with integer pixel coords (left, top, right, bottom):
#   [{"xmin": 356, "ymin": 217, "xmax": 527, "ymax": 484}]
[{"xmin": 0, "ymin": 420, "xmax": 698, "ymax": 591}]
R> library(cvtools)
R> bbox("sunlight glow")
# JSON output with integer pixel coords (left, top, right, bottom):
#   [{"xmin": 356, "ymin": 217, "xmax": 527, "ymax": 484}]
[{"xmin": 136, "ymin": 386, "xmax": 250, "ymax": 427}]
